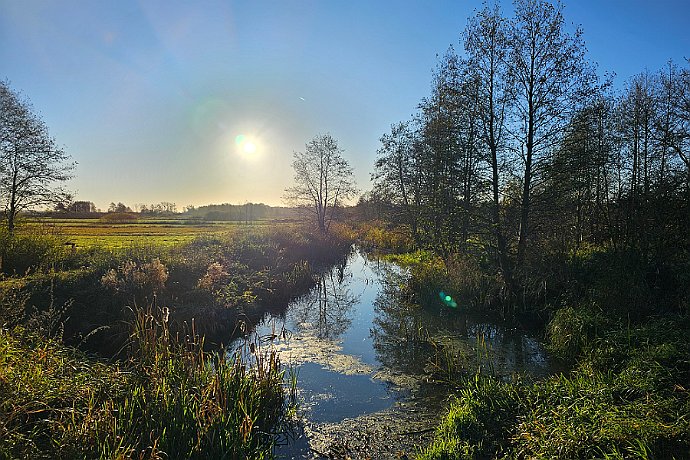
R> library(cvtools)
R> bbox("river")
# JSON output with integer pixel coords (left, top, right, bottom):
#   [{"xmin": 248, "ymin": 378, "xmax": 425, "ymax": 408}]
[{"xmin": 236, "ymin": 249, "xmax": 554, "ymax": 459}]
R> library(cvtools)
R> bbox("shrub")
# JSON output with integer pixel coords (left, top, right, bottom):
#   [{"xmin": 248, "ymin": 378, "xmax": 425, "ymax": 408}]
[
  {"xmin": 0, "ymin": 227, "xmax": 65, "ymax": 275},
  {"xmin": 418, "ymin": 376, "xmax": 523, "ymax": 459},
  {"xmin": 0, "ymin": 306, "xmax": 292, "ymax": 459},
  {"xmin": 101, "ymin": 258, "xmax": 169, "ymax": 301},
  {"xmin": 547, "ymin": 305, "xmax": 611, "ymax": 361},
  {"xmin": 99, "ymin": 212, "xmax": 138, "ymax": 223}
]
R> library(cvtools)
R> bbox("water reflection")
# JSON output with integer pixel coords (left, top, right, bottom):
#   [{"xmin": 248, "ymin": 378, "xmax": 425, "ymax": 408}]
[
  {"xmin": 243, "ymin": 250, "xmax": 555, "ymax": 458},
  {"xmin": 289, "ymin": 259, "xmax": 360, "ymax": 340},
  {"xmin": 370, "ymin": 262, "xmax": 552, "ymax": 380},
  {"xmin": 370, "ymin": 266, "xmax": 434, "ymax": 375}
]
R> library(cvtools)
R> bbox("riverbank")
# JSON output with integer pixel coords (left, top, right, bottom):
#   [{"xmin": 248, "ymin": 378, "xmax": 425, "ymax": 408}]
[
  {"xmin": 0, "ymin": 221, "xmax": 354, "ymax": 458},
  {"xmin": 353, "ymin": 225, "xmax": 690, "ymax": 458},
  {"xmin": 419, "ymin": 315, "xmax": 690, "ymax": 458},
  {"xmin": 232, "ymin": 249, "xmax": 555, "ymax": 458}
]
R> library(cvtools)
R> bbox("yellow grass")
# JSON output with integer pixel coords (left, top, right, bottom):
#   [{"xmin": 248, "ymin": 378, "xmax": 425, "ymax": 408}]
[{"xmin": 19, "ymin": 217, "xmax": 273, "ymax": 249}]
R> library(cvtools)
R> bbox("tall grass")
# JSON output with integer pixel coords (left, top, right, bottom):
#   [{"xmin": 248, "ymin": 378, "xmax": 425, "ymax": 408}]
[
  {"xmin": 417, "ymin": 375, "xmax": 522, "ymax": 460},
  {"xmin": 0, "ymin": 304, "xmax": 292, "ymax": 459},
  {"xmin": 417, "ymin": 316, "xmax": 690, "ymax": 459},
  {"xmin": 0, "ymin": 226, "xmax": 66, "ymax": 275}
]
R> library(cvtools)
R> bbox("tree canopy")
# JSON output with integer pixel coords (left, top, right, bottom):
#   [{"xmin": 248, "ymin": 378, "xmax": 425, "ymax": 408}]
[
  {"xmin": 0, "ymin": 81, "xmax": 74, "ymax": 232},
  {"xmin": 371, "ymin": 0, "xmax": 690, "ymax": 316}
]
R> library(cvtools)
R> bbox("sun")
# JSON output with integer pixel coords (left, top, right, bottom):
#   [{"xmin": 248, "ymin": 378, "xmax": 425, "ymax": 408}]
[
  {"xmin": 235, "ymin": 134, "xmax": 258, "ymax": 155},
  {"xmin": 243, "ymin": 141, "xmax": 256, "ymax": 154}
]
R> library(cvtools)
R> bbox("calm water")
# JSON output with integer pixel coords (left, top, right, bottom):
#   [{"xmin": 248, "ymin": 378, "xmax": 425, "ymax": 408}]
[{"xmin": 236, "ymin": 249, "xmax": 554, "ymax": 457}]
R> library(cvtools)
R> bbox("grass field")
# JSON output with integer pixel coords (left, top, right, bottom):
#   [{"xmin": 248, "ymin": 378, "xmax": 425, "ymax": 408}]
[{"xmin": 19, "ymin": 216, "xmax": 284, "ymax": 249}]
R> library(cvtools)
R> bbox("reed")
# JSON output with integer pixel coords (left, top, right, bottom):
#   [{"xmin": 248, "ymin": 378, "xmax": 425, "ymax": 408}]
[{"xmin": 0, "ymin": 304, "xmax": 291, "ymax": 459}]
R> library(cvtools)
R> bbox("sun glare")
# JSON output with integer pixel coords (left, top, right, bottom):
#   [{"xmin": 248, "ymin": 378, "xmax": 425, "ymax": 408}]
[
  {"xmin": 243, "ymin": 141, "xmax": 256, "ymax": 153},
  {"xmin": 235, "ymin": 134, "xmax": 258, "ymax": 155}
]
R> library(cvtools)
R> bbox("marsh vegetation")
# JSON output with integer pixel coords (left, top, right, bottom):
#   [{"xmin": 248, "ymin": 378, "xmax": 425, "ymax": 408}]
[
  {"xmin": 2, "ymin": 0, "xmax": 690, "ymax": 458},
  {"xmin": 0, "ymin": 220, "xmax": 355, "ymax": 458}
]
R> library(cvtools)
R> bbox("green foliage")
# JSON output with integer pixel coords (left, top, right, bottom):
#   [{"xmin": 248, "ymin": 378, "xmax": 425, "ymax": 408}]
[
  {"xmin": 0, "ymin": 226, "xmax": 65, "ymax": 275},
  {"xmin": 547, "ymin": 305, "xmax": 611, "ymax": 361},
  {"xmin": 417, "ymin": 376, "xmax": 522, "ymax": 459},
  {"xmin": 0, "ymin": 328, "xmax": 128, "ymax": 459},
  {"xmin": 0, "ymin": 222, "xmax": 354, "ymax": 355},
  {"xmin": 98, "ymin": 212, "xmax": 138, "ymax": 223},
  {"xmin": 356, "ymin": 221, "xmax": 415, "ymax": 253},
  {"xmin": 383, "ymin": 249, "xmax": 503, "ymax": 313},
  {"xmin": 514, "ymin": 360, "xmax": 689, "ymax": 458},
  {"xmin": 419, "ymin": 316, "xmax": 690, "ymax": 459},
  {"xmin": 100, "ymin": 258, "xmax": 169, "ymax": 304},
  {"xmin": 0, "ymin": 283, "xmax": 28, "ymax": 329}
]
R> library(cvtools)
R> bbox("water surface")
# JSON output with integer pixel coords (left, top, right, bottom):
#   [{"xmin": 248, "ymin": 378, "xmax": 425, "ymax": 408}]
[{"xmin": 238, "ymin": 249, "xmax": 554, "ymax": 458}]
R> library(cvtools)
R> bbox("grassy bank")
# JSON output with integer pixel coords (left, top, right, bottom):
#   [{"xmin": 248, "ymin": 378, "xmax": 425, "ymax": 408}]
[
  {"xmin": 351, "ymin": 223, "xmax": 690, "ymax": 458},
  {"xmin": 418, "ymin": 315, "xmax": 690, "ymax": 459},
  {"xmin": 0, "ymin": 307, "xmax": 289, "ymax": 459},
  {"xmin": 0, "ymin": 219, "xmax": 354, "ymax": 458},
  {"xmin": 1, "ymin": 221, "xmax": 354, "ymax": 352}
]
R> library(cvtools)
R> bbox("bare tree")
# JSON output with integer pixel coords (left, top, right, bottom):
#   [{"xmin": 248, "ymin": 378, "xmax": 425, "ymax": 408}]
[
  {"xmin": 372, "ymin": 121, "xmax": 422, "ymax": 239},
  {"xmin": 284, "ymin": 133, "xmax": 357, "ymax": 233},
  {"xmin": 507, "ymin": 0, "xmax": 592, "ymax": 267},
  {"xmin": 0, "ymin": 81, "xmax": 74, "ymax": 232},
  {"xmin": 662, "ymin": 59, "xmax": 690, "ymax": 192},
  {"xmin": 464, "ymin": 2, "xmax": 514, "ymax": 294}
]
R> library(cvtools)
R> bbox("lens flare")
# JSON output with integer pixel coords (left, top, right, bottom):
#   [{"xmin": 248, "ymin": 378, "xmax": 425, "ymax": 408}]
[{"xmin": 439, "ymin": 291, "xmax": 458, "ymax": 309}]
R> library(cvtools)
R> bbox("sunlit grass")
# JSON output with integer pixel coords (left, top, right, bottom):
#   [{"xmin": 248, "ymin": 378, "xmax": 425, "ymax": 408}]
[
  {"xmin": 418, "ymin": 316, "xmax": 690, "ymax": 459},
  {"xmin": 0, "ymin": 306, "xmax": 291, "ymax": 459},
  {"xmin": 18, "ymin": 217, "xmax": 277, "ymax": 249},
  {"xmin": 0, "ymin": 216, "xmax": 354, "ymax": 458}
]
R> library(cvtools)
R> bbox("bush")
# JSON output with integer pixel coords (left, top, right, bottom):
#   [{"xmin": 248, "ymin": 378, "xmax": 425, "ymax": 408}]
[
  {"xmin": 354, "ymin": 220, "xmax": 415, "ymax": 253},
  {"xmin": 547, "ymin": 305, "xmax": 611, "ymax": 361},
  {"xmin": 100, "ymin": 258, "xmax": 169, "ymax": 299},
  {"xmin": 0, "ymin": 227, "xmax": 65, "ymax": 275},
  {"xmin": 418, "ymin": 376, "xmax": 522, "ymax": 459},
  {"xmin": 99, "ymin": 212, "xmax": 138, "ymax": 223},
  {"xmin": 513, "ymin": 363, "xmax": 689, "ymax": 459},
  {"xmin": 421, "ymin": 316, "xmax": 690, "ymax": 460}
]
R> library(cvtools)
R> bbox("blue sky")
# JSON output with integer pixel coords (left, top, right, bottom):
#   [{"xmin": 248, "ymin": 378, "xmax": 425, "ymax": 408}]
[{"xmin": 1, "ymin": 0, "xmax": 688, "ymax": 209}]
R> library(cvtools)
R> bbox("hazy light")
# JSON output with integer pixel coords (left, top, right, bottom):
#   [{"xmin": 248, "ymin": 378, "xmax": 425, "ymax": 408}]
[
  {"xmin": 235, "ymin": 134, "xmax": 258, "ymax": 155},
  {"xmin": 243, "ymin": 141, "xmax": 256, "ymax": 153}
]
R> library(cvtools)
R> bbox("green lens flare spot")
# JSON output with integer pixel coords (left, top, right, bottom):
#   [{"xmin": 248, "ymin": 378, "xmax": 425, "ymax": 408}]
[{"xmin": 445, "ymin": 295, "xmax": 452, "ymax": 302}]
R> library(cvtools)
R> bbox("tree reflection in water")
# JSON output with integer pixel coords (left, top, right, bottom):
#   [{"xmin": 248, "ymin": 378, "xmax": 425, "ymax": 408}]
[
  {"xmin": 370, "ymin": 265, "xmax": 440, "ymax": 375},
  {"xmin": 370, "ymin": 260, "xmax": 552, "ymax": 379},
  {"xmin": 290, "ymin": 259, "xmax": 360, "ymax": 340}
]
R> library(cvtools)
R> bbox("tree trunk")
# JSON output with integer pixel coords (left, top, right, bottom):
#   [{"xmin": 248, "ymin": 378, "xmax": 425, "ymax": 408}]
[{"xmin": 517, "ymin": 127, "xmax": 533, "ymax": 269}]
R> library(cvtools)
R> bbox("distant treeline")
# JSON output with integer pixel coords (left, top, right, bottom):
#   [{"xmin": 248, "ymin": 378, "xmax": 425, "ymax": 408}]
[
  {"xmin": 34, "ymin": 201, "xmax": 302, "ymax": 221},
  {"xmin": 183, "ymin": 203, "xmax": 300, "ymax": 221}
]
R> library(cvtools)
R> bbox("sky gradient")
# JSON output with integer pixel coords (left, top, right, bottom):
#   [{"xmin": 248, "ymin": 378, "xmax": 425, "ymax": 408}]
[{"xmin": 1, "ymin": 0, "xmax": 689, "ymax": 210}]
